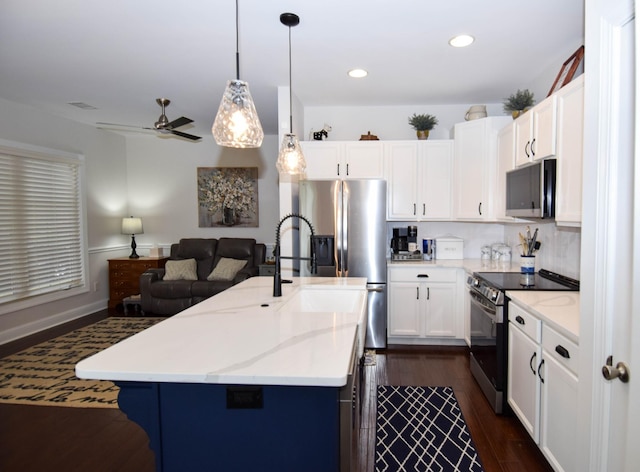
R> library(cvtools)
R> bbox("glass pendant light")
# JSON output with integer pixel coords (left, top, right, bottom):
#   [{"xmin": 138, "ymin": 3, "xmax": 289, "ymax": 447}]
[
  {"xmin": 212, "ymin": 0, "xmax": 264, "ymax": 148},
  {"xmin": 276, "ymin": 12, "xmax": 306, "ymax": 175}
]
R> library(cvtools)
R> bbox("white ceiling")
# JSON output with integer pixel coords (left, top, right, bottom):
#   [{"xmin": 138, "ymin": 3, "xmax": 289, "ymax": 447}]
[{"xmin": 0, "ymin": 0, "xmax": 584, "ymax": 140}]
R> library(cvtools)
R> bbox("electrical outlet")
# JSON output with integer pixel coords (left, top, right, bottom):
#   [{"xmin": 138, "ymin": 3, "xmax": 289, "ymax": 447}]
[{"xmin": 93, "ymin": 281, "xmax": 99, "ymax": 292}]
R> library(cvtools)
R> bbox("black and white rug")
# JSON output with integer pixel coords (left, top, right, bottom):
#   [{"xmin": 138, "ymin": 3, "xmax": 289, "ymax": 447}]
[{"xmin": 375, "ymin": 385, "xmax": 484, "ymax": 472}]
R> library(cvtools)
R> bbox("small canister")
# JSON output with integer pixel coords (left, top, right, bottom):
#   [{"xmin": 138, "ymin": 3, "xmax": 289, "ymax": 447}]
[{"xmin": 422, "ymin": 238, "xmax": 436, "ymax": 261}]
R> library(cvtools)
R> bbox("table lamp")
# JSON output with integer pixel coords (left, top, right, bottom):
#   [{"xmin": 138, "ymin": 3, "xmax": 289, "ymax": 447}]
[{"xmin": 122, "ymin": 216, "xmax": 143, "ymax": 259}]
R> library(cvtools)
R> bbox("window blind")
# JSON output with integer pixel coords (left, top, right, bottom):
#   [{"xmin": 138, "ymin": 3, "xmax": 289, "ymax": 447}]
[{"xmin": 0, "ymin": 150, "xmax": 85, "ymax": 304}]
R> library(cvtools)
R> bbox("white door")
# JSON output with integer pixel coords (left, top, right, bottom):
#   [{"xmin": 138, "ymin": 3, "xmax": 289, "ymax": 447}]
[{"xmin": 580, "ymin": 1, "xmax": 639, "ymax": 470}]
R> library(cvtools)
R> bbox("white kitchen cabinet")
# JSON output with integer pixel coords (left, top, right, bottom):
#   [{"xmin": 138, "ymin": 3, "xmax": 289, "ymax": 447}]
[
  {"xmin": 385, "ymin": 140, "xmax": 453, "ymax": 221},
  {"xmin": 495, "ymin": 122, "xmax": 517, "ymax": 221},
  {"xmin": 554, "ymin": 75, "xmax": 584, "ymax": 226},
  {"xmin": 387, "ymin": 266, "xmax": 459, "ymax": 343},
  {"xmin": 453, "ymin": 116, "xmax": 512, "ymax": 221},
  {"xmin": 508, "ymin": 301, "xmax": 579, "ymax": 472},
  {"xmin": 508, "ymin": 307, "xmax": 542, "ymax": 441},
  {"xmin": 539, "ymin": 323, "xmax": 579, "ymax": 472},
  {"xmin": 300, "ymin": 141, "xmax": 384, "ymax": 180},
  {"xmin": 514, "ymin": 95, "xmax": 557, "ymax": 167}
]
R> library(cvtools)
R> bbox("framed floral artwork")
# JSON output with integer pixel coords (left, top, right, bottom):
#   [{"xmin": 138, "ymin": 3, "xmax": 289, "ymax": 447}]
[{"xmin": 197, "ymin": 167, "xmax": 259, "ymax": 227}]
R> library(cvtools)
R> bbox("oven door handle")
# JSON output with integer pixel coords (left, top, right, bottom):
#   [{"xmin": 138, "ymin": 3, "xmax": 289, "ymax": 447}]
[{"xmin": 469, "ymin": 291, "xmax": 498, "ymax": 322}]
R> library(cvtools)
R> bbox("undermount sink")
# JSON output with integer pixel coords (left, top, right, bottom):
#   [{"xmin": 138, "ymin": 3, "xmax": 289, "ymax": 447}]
[{"xmin": 279, "ymin": 288, "xmax": 366, "ymax": 314}]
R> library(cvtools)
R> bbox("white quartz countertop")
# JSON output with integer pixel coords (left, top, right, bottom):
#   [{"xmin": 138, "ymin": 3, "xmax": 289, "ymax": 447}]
[
  {"xmin": 76, "ymin": 277, "xmax": 368, "ymax": 387},
  {"xmin": 388, "ymin": 258, "xmax": 522, "ymax": 274},
  {"xmin": 506, "ymin": 291, "xmax": 580, "ymax": 343}
]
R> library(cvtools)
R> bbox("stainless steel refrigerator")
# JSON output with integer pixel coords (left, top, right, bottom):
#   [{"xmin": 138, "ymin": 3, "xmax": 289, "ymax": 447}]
[{"xmin": 299, "ymin": 179, "xmax": 387, "ymax": 349}]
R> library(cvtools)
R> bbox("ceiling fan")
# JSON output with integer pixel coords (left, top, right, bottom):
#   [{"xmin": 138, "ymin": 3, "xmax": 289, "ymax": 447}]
[{"xmin": 97, "ymin": 98, "xmax": 201, "ymax": 141}]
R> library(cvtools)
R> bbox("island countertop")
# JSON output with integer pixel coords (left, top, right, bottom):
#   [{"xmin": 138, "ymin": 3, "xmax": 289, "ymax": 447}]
[{"xmin": 76, "ymin": 276, "xmax": 367, "ymax": 387}]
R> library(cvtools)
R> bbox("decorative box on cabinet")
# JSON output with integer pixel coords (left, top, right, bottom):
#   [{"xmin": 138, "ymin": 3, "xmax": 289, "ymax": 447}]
[
  {"xmin": 300, "ymin": 141, "xmax": 384, "ymax": 179},
  {"xmin": 453, "ymin": 116, "xmax": 512, "ymax": 221},
  {"xmin": 514, "ymin": 95, "xmax": 557, "ymax": 167},
  {"xmin": 554, "ymin": 75, "xmax": 584, "ymax": 226},
  {"xmin": 384, "ymin": 140, "xmax": 454, "ymax": 221},
  {"xmin": 108, "ymin": 257, "xmax": 168, "ymax": 313},
  {"xmin": 507, "ymin": 301, "xmax": 579, "ymax": 472},
  {"xmin": 387, "ymin": 266, "xmax": 462, "ymax": 344}
]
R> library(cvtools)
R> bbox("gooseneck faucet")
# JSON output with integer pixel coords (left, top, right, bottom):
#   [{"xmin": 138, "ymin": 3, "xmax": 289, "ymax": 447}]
[{"xmin": 273, "ymin": 213, "xmax": 317, "ymax": 297}]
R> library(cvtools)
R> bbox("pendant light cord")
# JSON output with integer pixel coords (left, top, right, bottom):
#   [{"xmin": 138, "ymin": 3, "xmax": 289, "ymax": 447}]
[
  {"xmin": 288, "ymin": 24, "xmax": 293, "ymax": 133},
  {"xmin": 235, "ymin": 0, "xmax": 240, "ymax": 80}
]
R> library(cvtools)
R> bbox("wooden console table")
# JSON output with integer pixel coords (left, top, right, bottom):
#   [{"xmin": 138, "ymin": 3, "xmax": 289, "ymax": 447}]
[{"xmin": 108, "ymin": 257, "xmax": 168, "ymax": 313}]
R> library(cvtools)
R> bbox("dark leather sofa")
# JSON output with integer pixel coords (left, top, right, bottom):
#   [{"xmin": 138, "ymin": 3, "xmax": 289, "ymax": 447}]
[{"xmin": 140, "ymin": 238, "xmax": 266, "ymax": 315}]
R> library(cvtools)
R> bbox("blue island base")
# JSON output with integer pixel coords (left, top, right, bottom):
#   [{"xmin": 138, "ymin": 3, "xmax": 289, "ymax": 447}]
[{"xmin": 117, "ymin": 381, "xmax": 341, "ymax": 472}]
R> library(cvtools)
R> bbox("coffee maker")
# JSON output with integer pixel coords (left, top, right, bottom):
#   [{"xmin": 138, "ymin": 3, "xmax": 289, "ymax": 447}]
[{"xmin": 391, "ymin": 227, "xmax": 408, "ymax": 254}]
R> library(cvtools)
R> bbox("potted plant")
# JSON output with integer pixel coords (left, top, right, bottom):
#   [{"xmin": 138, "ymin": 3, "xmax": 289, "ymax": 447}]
[
  {"xmin": 408, "ymin": 113, "xmax": 438, "ymax": 140},
  {"xmin": 503, "ymin": 89, "xmax": 535, "ymax": 119}
]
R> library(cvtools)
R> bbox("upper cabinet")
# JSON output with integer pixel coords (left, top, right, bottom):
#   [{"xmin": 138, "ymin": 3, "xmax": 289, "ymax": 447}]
[
  {"xmin": 453, "ymin": 116, "xmax": 512, "ymax": 221},
  {"xmin": 514, "ymin": 95, "xmax": 557, "ymax": 167},
  {"xmin": 496, "ymin": 122, "xmax": 517, "ymax": 221},
  {"xmin": 554, "ymin": 75, "xmax": 584, "ymax": 226},
  {"xmin": 300, "ymin": 141, "xmax": 384, "ymax": 180},
  {"xmin": 384, "ymin": 140, "xmax": 454, "ymax": 221}
]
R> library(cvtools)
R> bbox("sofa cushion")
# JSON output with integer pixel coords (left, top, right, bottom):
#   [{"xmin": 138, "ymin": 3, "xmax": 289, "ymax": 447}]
[
  {"xmin": 175, "ymin": 238, "xmax": 218, "ymax": 280},
  {"xmin": 214, "ymin": 238, "xmax": 256, "ymax": 268},
  {"xmin": 163, "ymin": 259, "xmax": 198, "ymax": 281},
  {"xmin": 149, "ymin": 280, "xmax": 194, "ymax": 298},
  {"xmin": 191, "ymin": 280, "xmax": 234, "ymax": 298},
  {"xmin": 207, "ymin": 258, "xmax": 247, "ymax": 281}
]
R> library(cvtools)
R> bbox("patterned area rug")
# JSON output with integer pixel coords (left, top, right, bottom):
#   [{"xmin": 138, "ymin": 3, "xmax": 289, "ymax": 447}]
[
  {"xmin": 375, "ymin": 385, "xmax": 484, "ymax": 472},
  {"xmin": 0, "ymin": 317, "xmax": 165, "ymax": 408}
]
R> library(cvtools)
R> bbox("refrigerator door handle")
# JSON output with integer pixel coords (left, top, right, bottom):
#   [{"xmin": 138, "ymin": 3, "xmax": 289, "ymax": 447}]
[
  {"xmin": 334, "ymin": 182, "xmax": 343, "ymax": 275},
  {"xmin": 342, "ymin": 181, "xmax": 349, "ymax": 276}
]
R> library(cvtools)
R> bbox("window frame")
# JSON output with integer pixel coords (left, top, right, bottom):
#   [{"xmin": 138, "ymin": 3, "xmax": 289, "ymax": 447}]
[{"xmin": 0, "ymin": 138, "xmax": 89, "ymax": 315}]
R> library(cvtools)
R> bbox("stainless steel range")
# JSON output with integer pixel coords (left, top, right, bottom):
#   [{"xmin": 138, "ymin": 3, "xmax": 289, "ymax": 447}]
[{"xmin": 466, "ymin": 269, "xmax": 579, "ymax": 414}]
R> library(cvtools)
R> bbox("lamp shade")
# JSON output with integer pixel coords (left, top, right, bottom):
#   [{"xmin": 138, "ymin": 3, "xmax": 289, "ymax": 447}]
[
  {"xmin": 121, "ymin": 217, "xmax": 143, "ymax": 235},
  {"xmin": 276, "ymin": 134, "xmax": 306, "ymax": 175},
  {"xmin": 212, "ymin": 80, "xmax": 264, "ymax": 148}
]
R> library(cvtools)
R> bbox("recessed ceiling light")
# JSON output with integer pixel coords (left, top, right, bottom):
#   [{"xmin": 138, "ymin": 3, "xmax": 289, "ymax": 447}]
[
  {"xmin": 449, "ymin": 34, "xmax": 475, "ymax": 48},
  {"xmin": 348, "ymin": 69, "xmax": 368, "ymax": 78}
]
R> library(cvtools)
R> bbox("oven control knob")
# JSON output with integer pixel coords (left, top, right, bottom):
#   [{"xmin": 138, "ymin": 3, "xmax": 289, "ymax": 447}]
[{"xmin": 490, "ymin": 290, "xmax": 499, "ymax": 301}]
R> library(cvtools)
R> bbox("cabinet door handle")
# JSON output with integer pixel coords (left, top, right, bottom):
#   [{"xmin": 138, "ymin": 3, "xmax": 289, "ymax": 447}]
[
  {"xmin": 337, "ymin": 163, "xmax": 340, "ymax": 176},
  {"xmin": 529, "ymin": 352, "xmax": 537, "ymax": 374},
  {"xmin": 427, "ymin": 287, "xmax": 430, "ymax": 300},
  {"xmin": 346, "ymin": 163, "xmax": 349, "ymax": 176},
  {"xmin": 416, "ymin": 287, "xmax": 419, "ymax": 300},
  {"xmin": 478, "ymin": 202, "xmax": 482, "ymax": 215},
  {"xmin": 417, "ymin": 274, "xmax": 429, "ymax": 278},
  {"xmin": 525, "ymin": 141, "xmax": 531, "ymax": 158},
  {"xmin": 538, "ymin": 359, "xmax": 545, "ymax": 383},
  {"xmin": 423, "ymin": 203, "xmax": 426, "ymax": 216},
  {"xmin": 515, "ymin": 315, "xmax": 525, "ymax": 325},
  {"xmin": 413, "ymin": 203, "xmax": 416, "ymax": 215},
  {"xmin": 555, "ymin": 345, "xmax": 570, "ymax": 359},
  {"xmin": 530, "ymin": 138, "xmax": 536, "ymax": 156}
]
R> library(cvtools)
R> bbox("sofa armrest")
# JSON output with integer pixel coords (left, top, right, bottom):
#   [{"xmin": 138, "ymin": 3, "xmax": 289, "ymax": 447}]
[{"xmin": 140, "ymin": 268, "xmax": 165, "ymax": 312}]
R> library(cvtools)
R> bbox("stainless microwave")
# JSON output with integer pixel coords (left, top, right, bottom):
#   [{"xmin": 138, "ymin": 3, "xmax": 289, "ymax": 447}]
[{"xmin": 505, "ymin": 159, "xmax": 556, "ymax": 218}]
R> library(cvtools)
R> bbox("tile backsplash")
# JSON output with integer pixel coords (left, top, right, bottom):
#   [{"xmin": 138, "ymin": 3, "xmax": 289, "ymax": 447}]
[{"xmin": 387, "ymin": 221, "xmax": 581, "ymax": 280}]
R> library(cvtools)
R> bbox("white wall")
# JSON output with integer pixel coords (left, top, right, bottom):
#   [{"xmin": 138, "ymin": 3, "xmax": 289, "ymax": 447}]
[{"xmin": 124, "ymin": 133, "xmax": 280, "ymax": 250}]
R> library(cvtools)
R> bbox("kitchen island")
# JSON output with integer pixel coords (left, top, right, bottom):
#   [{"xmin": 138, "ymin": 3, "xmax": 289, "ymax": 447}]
[{"xmin": 76, "ymin": 276, "xmax": 368, "ymax": 472}]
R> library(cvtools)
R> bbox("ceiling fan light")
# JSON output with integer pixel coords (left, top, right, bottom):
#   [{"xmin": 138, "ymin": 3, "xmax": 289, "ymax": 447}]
[
  {"xmin": 276, "ymin": 133, "xmax": 306, "ymax": 175},
  {"xmin": 212, "ymin": 79, "xmax": 264, "ymax": 148}
]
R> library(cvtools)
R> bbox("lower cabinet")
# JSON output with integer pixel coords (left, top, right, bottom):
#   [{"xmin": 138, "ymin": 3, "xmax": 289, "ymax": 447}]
[
  {"xmin": 507, "ymin": 301, "xmax": 579, "ymax": 472},
  {"xmin": 387, "ymin": 267, "xmax": 461, "ymax": 343}
]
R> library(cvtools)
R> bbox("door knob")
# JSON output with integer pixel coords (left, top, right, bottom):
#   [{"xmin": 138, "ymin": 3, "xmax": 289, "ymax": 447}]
[{"xmin": 602, "ymin": 356, "xmax": 630, "ymax": 383}]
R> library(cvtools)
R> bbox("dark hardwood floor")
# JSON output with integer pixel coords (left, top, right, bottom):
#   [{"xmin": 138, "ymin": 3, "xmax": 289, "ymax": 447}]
[{"xmin": 0, "ymin": 317, "xmax": 552, "ymax": 472}]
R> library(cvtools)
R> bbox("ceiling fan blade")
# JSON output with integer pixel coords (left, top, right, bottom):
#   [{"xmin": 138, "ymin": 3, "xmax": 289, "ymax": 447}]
[
  {"xmin": 96, "ymin": 122, "xmax": 144, "ymax": 129},
  {"xmin": 165, "ymin": 116, "xmax": 193, "ymax": 129},
  {"xmin": 170, "ymin": 129, "xmax": 202, "ymax": 141}
]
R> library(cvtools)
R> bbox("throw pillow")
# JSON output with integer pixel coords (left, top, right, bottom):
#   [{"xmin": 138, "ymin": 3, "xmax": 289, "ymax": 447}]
[
  {"xmin": 163, "ymin": 259, "xmax": 198, "ymax": 281},
  {"xmin": 207, "ymin": 258, "xmax": 247, "ymax": 281}
]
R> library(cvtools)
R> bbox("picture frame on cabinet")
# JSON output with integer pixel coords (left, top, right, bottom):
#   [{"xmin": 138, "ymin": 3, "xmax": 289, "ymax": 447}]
[{"xmin": 547, "ymin": 45, "xmax": 584, "ymax": 97}]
